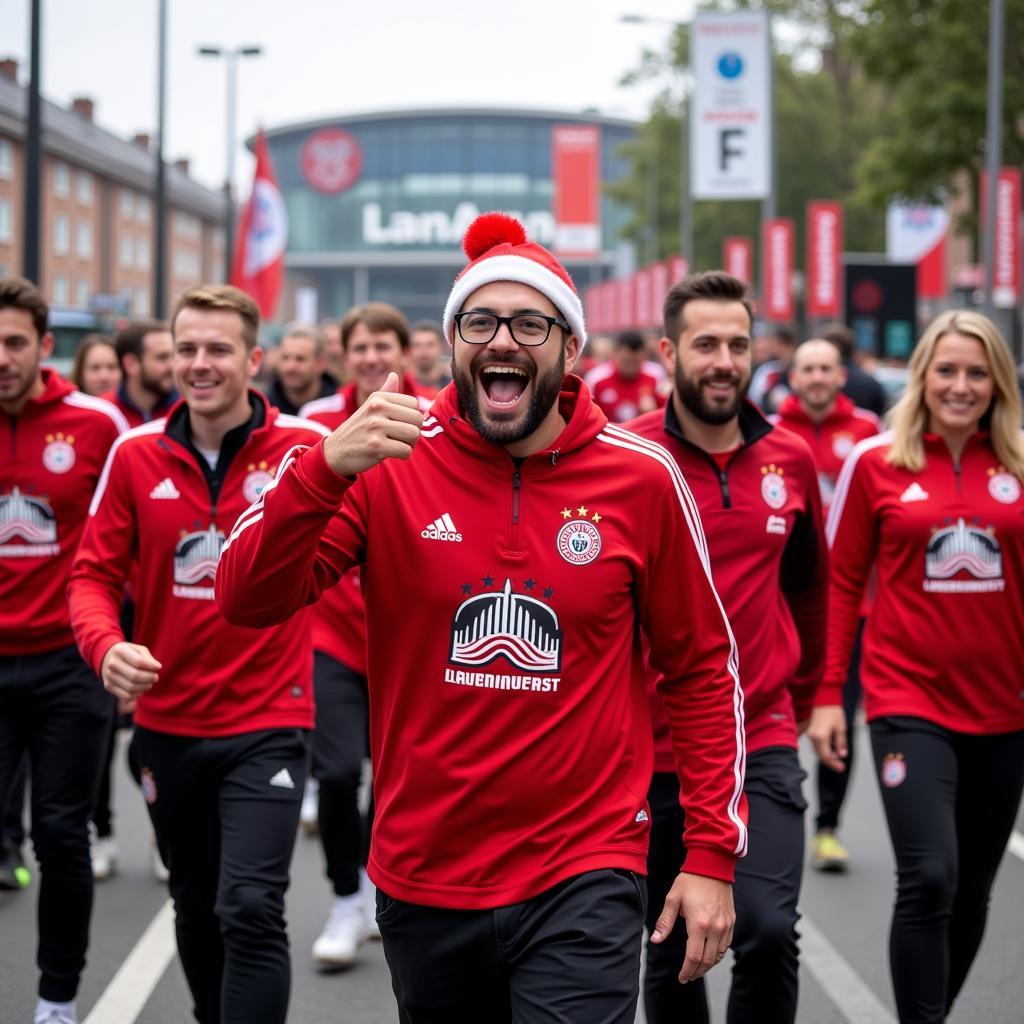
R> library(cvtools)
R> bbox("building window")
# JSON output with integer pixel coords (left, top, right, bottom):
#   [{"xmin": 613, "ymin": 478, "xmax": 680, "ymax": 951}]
[
  {"xmin": 76, "ymin": 221, "xmax": 93, "ymax": 259},
  {"xmin": 175, "ymin": 212, "xmax": 200, "ymax": 240},
  {"xmin": 77, "ymin": 170, "xmax": 93, "ymax": 205},
  {"xmin": 119, "ymin": 234, "xmax": 134, "ymax": 269},
  {"xmin": 136, "ymin": 237, "xmax": 150, "ymax": 270},
  {"xmin": 121, "ymin": 189, "xmax": 134, "ymax": 218},
  {"xmin": 0, "ymin": 139, "xmax": 12, "ymax": 180},
  {"xmin": 174, "ymin": 249, "xmax": 200, "ymax": 278},
  {"xmin": 0, "ymin": 198, "xmax": 11, "ymax": 243},
  {"xmin": 53, "ymin": 275, "xmax": 69, "ymax": 304},
  {"xmin": 53, "ymin": 214, "xmax": 69, "ymax": 255},
  {"xmin": 75, "ymin": 279, "xmax": 90, "ymax": 309},
  {"xmin": 54, "ymin": 161, "xmax": 70, "ymax": 198},
  {"xmin": 134, "ymin": 287, "xmax": 149, "ymax": 315},
  {"xmin": 136, "ymin": 196, "xmax": 151, "ymax": 224}
]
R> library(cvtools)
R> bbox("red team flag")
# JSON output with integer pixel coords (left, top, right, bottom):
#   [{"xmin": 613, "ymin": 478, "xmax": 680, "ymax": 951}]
[{"xmin": 231, "ymin": 129, "xmax": 288, "ymax": 319}]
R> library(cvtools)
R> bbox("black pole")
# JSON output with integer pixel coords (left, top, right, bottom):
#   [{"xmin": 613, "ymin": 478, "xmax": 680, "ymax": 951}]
[
  {"xmin": 153, "ymin": 0, "xmax": 167, "ymax": 316},
  {"xmin": 22, "ymin": 0, "xmax": 42, "ymax": 283}
]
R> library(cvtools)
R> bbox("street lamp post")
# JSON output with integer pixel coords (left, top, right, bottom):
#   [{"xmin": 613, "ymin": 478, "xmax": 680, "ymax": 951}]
[
  {"xmin": 197, "ymin": 45, "xmax": 263, "ymax": 282},
  {"xmin": 621, "ymin": 14, "xmax": 693, "ymax": 266}
]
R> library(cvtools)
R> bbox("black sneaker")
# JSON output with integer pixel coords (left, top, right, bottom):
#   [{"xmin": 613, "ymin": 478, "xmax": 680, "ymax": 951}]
[{"xmin": 0, "ymin": 839, "xmax": 31, "ymax": 890}]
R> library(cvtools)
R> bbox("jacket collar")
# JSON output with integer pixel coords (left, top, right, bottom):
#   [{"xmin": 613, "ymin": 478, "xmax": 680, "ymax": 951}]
[
  {"xmin": 18, "ymin": 367, "xmax": 76, "ymax": 410},
  {"xmin": 663, "ymin": 396, "xmax": 772, "ymax": 452},
  {"xmin": 164, "ymin": 389, "xmax": 270, "ymax": 456}
]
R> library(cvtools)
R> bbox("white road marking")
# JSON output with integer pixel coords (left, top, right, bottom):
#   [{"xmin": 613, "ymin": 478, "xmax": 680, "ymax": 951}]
[
  {"xmin": 83, "ymin": 899, "xmax": 175, "ymax": 1024},
  {"xmin": 801, "ymin": 915, "xmax": 898, "ymax": 1024},
  {"xmin": 1009, "ymin": 830, "xmax": 1024, "ymax": 863}
]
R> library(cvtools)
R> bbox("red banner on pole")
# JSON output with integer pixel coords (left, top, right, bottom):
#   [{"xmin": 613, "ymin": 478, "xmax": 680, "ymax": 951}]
[
  {"xmin": 806, "ymin": 201, "xmax": 843, "ymax": 318},
  {"xmin": 649, "ymin": 261, "xmax": 670, "ymax": 329},
  {"xmin": 231, "ymin": 129, "xmax": 287, "ymax": 319},
  {"xmin": 761, "ymin": 218, "xmax": 795, "ymax": 321},
  {"xmin": 617, "ymin": 276, "xmax": 635, "ymax": 329},
  {"xmin": 981, "ymin": 167, "xmax": 1022, "ymax": 308},
  {"xmin": 723, "ymin": 237, "xmax": 753, "ymax": 286},
  {"xmin": 633, "ymin": 268, "xmax": 651, "ymax": 329},
  {"xmin": 668, "ymin": 254, "xmax": 689, "ymax": 285},
  {"xmin": 552, "ymin": 125, "xmax": 601, "ymax": 258}
]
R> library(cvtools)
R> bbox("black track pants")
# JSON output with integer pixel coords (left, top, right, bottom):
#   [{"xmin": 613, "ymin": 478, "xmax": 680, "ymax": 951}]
[
  {"xmin": 378, "ymin": 868, "xmax": 646, "ymax": 1024},
  {"xmin": 311, "ymin": 651, "xmax": 371, "ymax": 896},
  {"xmin": 131, "ymin": 725, "xmax": 309, "ymax": 1024},
  {"xmin": 0, "ymin": 644, "xmax": 109, "ymax": 1001},
  {"xmin": 870, "ymin": 716, "xmax": 1024, "ymax": 1024},
  {"xmin": 644, "ymin": 747, "xmax": 806, "ymax": 1024},
  {"xmin": 815, "ymin": 616, "xmax": 864, "ymax": 831}
]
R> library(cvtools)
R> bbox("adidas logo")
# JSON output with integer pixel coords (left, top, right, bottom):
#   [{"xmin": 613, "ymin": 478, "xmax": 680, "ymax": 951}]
[
  {"xmin": 635, "ymin": 809, "xmax": 649, "ymax": 823},
  {"xmin": 269, "ymin": 769, "xmax": 295, "ymax": 790},
  {"xmin": 421, "ymin": 512, "xmax": 462, "ymax": 543},
  {"xmin": 900, "ymin": 482, "xmax": 929, "ymax": 503},
  {"xmin": 149, "ymin": 477, "xmax": 180, "ymax": 500}
]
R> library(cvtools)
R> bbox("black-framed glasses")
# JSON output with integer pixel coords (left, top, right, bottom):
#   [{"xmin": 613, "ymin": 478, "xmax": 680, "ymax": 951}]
[{"xmin": 453, "ymin": 311, "xmax": 570, "ymax": 347}]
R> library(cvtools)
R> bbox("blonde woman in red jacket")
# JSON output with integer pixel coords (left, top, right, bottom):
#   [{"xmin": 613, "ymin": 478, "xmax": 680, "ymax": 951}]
[{"xmin": 809, "ymin": 310, "xmax": 1024, "ymax": 1024}]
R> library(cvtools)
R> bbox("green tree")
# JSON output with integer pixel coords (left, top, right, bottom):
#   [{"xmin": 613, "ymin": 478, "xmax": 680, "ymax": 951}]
[
  {"xmin": 610, "ymin": 2, "xmax": 889, "ymax": 274},
  {"xmin": 850, "ymin": 0, "xmax": 1024, "ymax": 241}
]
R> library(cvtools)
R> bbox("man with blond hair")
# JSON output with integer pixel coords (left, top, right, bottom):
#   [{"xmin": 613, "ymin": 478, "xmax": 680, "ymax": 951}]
[{"xmin": 70, "ymin": 285, "xmax": 328, "ymax": 1024}]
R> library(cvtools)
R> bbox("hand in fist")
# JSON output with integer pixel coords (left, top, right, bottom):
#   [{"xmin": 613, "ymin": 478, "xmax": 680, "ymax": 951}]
[{"xmin": 322, "ymin": 372, "xmax": 425, "ymax": 477}]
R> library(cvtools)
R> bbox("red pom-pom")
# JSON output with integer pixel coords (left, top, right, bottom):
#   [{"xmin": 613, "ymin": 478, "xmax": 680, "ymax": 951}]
[{"xmin": 462, "ymin": 212, "xmax": 527, "ymax": 260}]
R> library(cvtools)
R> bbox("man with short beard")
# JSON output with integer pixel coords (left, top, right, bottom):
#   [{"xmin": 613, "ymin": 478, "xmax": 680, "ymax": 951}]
[
  {"xmin": 103, "ymin": 321, "xmax": 177, "ymax": 428},
  {"xmin": 628, "ymin": 271, "xmax": 827, "ymax": 1024},
  {"xmin": 217, "ymin": 214, "xmax": 747, "ymax": 1023},
  {"xmin": 0, "ymin": 276, "xmax": 127, "ymax": 1024}
]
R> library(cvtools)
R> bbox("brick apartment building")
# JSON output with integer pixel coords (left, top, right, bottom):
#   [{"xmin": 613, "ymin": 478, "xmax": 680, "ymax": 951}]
[{"xmin": 0, "ymin": 58, "xmax": 226, "ymax": 318}]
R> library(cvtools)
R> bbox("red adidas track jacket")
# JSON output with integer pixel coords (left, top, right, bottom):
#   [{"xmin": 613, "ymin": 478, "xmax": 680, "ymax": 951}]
[
  {"xmin": 217, "ymin": 377, "xmax": 747, "ymax": 907},
  {"xmin": 69, "ymin": 392, "xmax": 327, "ymax": 737}
]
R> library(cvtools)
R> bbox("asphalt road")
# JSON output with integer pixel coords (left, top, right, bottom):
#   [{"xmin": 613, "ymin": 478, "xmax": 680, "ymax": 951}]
[{"xmin": 2, "ymin": 728, "xmax": 1023, "ymax": 1024}]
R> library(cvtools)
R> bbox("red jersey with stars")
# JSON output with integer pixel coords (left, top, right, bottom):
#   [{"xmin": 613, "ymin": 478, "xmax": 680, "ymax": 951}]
[
  {"xmin": 629, "ymin": 400, "xmax": 828, "ymax": 763},
  {"xmin": 217, "ymin": 377, "xmax": 748, "ymax": 907},
  {"xmin": 68, "ymin": 392, "xmax": 327, "ymax": 737},
  {"xmin": 820, "ymin": 431, "xmax": 1024, "ymax": 734},
  {"xmin": 1, "ymin": 369, "xmax": 127, "ymax": 655},
  {"xmin": 299, "ymin": 376, "xmax": 431, "ymax": 675}
]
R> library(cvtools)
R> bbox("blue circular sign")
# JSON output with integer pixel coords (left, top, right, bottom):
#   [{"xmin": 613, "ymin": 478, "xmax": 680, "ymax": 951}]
[{"xmin": 717, "ymin": 52, "xmax": 744, "ymax": 79}]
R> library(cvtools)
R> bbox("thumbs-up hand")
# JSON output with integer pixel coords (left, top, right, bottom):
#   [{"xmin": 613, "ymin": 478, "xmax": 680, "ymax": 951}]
[{"xmin": 322, "ymin": 372, "xmax": 424, "ymax": 477}]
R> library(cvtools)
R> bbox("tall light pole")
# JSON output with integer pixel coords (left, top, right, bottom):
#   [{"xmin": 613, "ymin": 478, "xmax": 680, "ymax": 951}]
[
  {"xmin": 981, "ymin": 0, "xmax": 1004, "ymax": 322},
  {"xmin": 621, "ymin": 14, "xmax": 693, "ymax": 265},
  {"xmin": 197, "ymin": 44, "xmax": 263, "ymax": 281}
]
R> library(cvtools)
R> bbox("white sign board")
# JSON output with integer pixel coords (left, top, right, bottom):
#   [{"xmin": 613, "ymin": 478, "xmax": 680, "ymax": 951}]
[{"xmin": 691, "ymin": 11, "xmax": 772, "ymax": 200}]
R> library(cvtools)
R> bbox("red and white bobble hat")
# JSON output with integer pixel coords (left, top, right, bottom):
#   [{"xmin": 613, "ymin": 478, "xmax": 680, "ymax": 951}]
[{"xmin": 442, "ymin": 212, "xmax": 587, "ymax": 347}]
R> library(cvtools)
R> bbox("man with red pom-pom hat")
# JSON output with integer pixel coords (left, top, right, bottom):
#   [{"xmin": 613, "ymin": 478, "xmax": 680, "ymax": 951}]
[{"xmin": 217, "ymin": 212, "xmax": 747, "ymax": 1022}]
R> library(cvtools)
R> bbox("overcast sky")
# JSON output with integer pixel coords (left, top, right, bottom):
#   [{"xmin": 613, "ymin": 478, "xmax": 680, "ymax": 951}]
[{"xmin": 4, "ymin": 0, "xmax": 697, "ymax": 194}]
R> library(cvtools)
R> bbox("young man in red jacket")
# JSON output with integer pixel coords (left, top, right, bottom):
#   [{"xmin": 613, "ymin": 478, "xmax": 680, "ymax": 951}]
[
  {"xmin": 69, "ymin": 285, "xmax": 327, "ymax": 1024},
  {"xmin": 0, "ymin": 276, "xmax": 127, "ymax": 1024},
  {"xmin": 298, "ymin": 302, "xmax": 430, "ymax": 968},
  {"xmin": 628, "ymin": 272, "xmax": 827, "ymax": 1024},
  {"xmin": 775, "ymin": 338, "xmax": 880, "ymax": 872},
  {"xmin": 217, "ymin": 213, "xmax": 747, "ymax": 1023}
]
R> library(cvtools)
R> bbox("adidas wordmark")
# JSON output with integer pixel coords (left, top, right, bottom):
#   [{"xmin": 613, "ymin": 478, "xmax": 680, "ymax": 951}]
[{"xmin": 421, "ymin": 513, "xmax": 462, "ymax": 542}]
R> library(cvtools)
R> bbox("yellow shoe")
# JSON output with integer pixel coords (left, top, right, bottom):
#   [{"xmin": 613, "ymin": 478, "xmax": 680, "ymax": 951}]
[{"xmin": 811, "ymin": 829, "xmax": 850, "ymax": 872}]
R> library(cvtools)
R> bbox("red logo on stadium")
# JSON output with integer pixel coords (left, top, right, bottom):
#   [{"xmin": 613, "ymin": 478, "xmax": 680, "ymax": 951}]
[{"xmin": 301, "ymin": 129, "xmax": 363, "ymax": 194}]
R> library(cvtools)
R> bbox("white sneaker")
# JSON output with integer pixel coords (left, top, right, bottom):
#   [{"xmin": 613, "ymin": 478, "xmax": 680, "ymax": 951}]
[
  {"xmin": 34, "ymin": 998, "xmax": 77, "ymax": 1023},
  {"xmin": 151, "ymin": 837, "xmax": 169, "ymax": 883},
  {"xmin": 300, "ymin": 777, "xmax": 319, "ymax": 836},
  {"xmin": 312, "ymin": 894, "xmax": 369, "ymax": 968},
  {"xmin": 359, "ymin": 868, "xmax": 381, "ymax": 940},
  {"xmin": 90, "ymin": 830, "xmax": 118, "ymax": 881}
]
